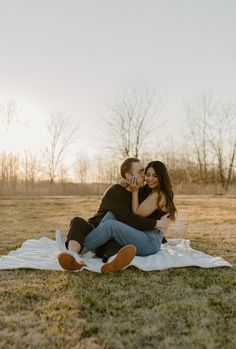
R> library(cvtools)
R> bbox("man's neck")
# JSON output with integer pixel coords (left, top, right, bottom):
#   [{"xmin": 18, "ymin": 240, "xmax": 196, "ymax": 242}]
[
  {"xmin": 124, "ymin": 185, "xmax": 144, "ymax": 192},
  {"xmin": 118, "ymin": 183, "xmax": 131, "ymax": 192}
]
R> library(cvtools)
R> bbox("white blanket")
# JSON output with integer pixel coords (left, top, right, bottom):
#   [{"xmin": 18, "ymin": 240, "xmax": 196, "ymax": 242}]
[{"xmin": 0, "ymin": 230, "xmax": 232, "ymax": 273}]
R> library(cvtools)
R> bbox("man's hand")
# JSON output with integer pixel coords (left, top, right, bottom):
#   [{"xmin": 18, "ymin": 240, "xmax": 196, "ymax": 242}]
[
  {"xmin": 119, "ymin": 176, "xmax": 142, "ymax": 191},
  {"xmin": 128, "ymin": 176, "xmax": 140, "ymax": 192},
  {"xmin": 155, "ymin": 213, "xmax": 170, "ymax": 233},
  {"xmin": 119, "ymin": 177, "xmax": 129, "ymax": 188},
  {"xmin": 128, "ymin": 176, "xmax": 144, "ymax": 192}
]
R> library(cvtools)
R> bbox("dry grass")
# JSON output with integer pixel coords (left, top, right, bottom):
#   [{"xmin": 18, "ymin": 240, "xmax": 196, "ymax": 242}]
[{"xmin": 0, "ymin": 195, "xmax": 235, "ymax": 349}]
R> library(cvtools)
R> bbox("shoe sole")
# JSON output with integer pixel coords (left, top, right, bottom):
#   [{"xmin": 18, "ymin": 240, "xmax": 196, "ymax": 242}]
[
  {"xmin": 58, "ymin": 252, "xmax": 86, "ymax": 271},
  {"xmin": 101, "ymin": 245, "xmax": 136, "ymax": 273}
]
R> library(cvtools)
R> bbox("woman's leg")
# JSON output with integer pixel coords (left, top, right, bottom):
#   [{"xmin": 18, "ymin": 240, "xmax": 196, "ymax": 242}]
[
  {"xmin": 94, "ymin": 211, "xmax": 122, "ymax": 260},
  {"xmin": 99, "ymin": 211, "xmax": 116, "ymax": 224},
  {"xmin": 82, "ymin": 219, "xmax": 163, "ymax": 256}
]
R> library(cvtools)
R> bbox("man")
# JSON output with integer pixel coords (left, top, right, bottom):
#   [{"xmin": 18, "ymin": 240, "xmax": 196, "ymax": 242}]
[{"xmin": 58, "ymin": 158, "xmax": 170, "ymax": 272}]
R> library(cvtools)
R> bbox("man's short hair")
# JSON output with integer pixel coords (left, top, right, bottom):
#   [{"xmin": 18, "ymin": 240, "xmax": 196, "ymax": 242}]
[{"xmin": 120, "ymin": 158, "xmax": 140, "ymax": 178}]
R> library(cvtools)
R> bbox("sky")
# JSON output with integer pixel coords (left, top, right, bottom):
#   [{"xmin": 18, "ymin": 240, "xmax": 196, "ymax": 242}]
[{"xmin": 0, "ymin": 0, "xmax": 235, "ymax": 163}]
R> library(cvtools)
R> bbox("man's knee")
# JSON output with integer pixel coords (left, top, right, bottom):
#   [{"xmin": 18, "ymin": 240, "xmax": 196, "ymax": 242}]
[
  {"xmin": 99, "ymin": 211, "xmax": 116, "ymax": 224},
  {"xmin": 70, "ymin": 216, "xmax": 88, "ymax": 227},
  {"xmin": 104, "ymin": 211, "xmax": 116, "ymax": 220},
  {"xmin": 67, "ymin": 217, "xmax": 92, "ymax": 248}
]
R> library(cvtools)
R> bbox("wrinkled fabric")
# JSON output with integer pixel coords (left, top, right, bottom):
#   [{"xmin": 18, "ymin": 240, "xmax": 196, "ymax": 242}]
[{"xmin": 0, "ymin": 230, "xmax": 231, "ymax": 273}]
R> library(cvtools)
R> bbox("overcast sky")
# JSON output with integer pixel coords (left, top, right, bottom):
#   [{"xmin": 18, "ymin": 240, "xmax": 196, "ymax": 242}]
[{"xmin": 0, "ymin": 0, "xmax": 235, "ymax": 158}]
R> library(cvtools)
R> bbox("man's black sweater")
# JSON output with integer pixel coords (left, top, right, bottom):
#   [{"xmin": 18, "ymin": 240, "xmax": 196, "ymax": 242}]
[{"xmin": 88, "ymin": 184, "xmax": 157, "ymax": 231}]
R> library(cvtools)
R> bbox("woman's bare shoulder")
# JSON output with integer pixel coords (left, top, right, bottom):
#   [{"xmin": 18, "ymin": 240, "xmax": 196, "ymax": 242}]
[
  {"xmin": 159, "ymin": 192, "xmax": 167, "ymax": 210},
  {"xmin": 149, "ymin": 191, "xmax": 158, "ymax": 198}
]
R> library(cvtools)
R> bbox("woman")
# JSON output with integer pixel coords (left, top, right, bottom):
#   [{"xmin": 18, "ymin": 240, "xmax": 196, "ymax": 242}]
[{"xmin": 130, "ymin": 160, "xmax": 176, "ymax": 221}]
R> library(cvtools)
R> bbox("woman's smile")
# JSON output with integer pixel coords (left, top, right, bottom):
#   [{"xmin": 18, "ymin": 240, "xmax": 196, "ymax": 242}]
[
  {"xmin": 146, "ymin": 181, "xmax": 158, "ymax": 188},
  {"xmin": 145, "ymin": 167, "xmax": 159, "ymax": 189}
]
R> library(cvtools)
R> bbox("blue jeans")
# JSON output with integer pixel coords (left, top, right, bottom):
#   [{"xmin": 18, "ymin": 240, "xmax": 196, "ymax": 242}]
[{"xmin": 81, "ymin": 212, "xmax": 163, "ymax": 256}]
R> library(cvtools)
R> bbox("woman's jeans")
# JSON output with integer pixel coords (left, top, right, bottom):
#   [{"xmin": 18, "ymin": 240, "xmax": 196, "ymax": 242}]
[{"xmin": 81, "ymin": 212, "xmax": 163, "ymax": 256}]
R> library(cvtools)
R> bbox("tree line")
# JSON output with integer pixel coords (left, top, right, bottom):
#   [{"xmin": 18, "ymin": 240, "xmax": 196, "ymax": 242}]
[{"xmin": 0, "ymin": 91, "xmax": 235, "ymax": 195}]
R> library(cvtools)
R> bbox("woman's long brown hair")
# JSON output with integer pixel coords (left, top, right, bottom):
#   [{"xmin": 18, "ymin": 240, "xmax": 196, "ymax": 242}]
[{"xmin": 145, "ymin": 161, "xmax": 177, "ymax": 221}]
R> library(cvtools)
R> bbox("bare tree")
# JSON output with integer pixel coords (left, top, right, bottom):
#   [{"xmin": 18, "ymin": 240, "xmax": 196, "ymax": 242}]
[
  {"xmin": 94, "ymin": 157, "xmax": 120, "ymax": 184},
  {"xmin": 58, "ymin": 165, "xmax": 69, "ymax": 195},
  {"xmin": 0, "ymin": 101, "xmax": 18, "ymax": 131},
  {"xmin": 43, "ymin": 111, "xmax": 78, "ymax": 191},
  {"xmin": 184, "ymin": 95, "xmax": 216, "ymax": 184},
  {"xmin": 0, "ymin": 151, "xmax": 19, "ymax": 194},
  {"xmin": 21, "ymin": 150, "xmax": 39, "ymax": 193},
  {"xmin": 209, "ymin": 101, "xmax": 236, "ymax": 191},
  {"xmin": 185, "ymin": 95, "xmax": 236, "ymax": 191},
  {"xmin": 101, "ymin": 89, "xmax": 165, "ymax": 159},
  {"xmin": 75, "ymin": 153, "xmax": 90, "ymax": 183},
  {"xmin": 0, "ymin": 151, "xmax": 7, "ymax": 194}
]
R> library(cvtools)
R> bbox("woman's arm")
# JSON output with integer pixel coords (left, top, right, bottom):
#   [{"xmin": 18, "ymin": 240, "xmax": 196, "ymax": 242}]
[
  {"xmin": 132, "ymin": 191, "xmax": 159, "ymax": 217},
  {"xmin": 129, "ymin": 177, "xmax": 162, "ymax": 217}
]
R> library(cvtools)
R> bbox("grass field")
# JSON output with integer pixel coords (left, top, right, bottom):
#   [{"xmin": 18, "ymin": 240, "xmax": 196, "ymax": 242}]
[{"xmin": 0, "ymin": 195, "xmax": 235, "ymax": 349}]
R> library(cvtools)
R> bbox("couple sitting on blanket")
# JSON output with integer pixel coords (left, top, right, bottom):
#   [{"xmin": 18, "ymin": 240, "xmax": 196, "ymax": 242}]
[{"xmin": 58, "ymin": 158, "xmax": 177, "ymax": 272}]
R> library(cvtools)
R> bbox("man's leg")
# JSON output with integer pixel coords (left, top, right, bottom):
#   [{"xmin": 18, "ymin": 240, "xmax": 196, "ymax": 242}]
[
  {"xmin": 66, "ymin": 217, "xmax": 93, "ymax": 252},
  {"xmin": 82, "ymin": 219, "xmax": 163, "ymax": 257},
  {"xmin": 66, "ymin": 212, "xmax": 122, "ymax": 260},
  {"xmin": 58, "ymin": 213, "xmax": 125, "ymax": 271},
  {"xmin": 59, "ymin": 212, "xmax": 154, "ymax": 272},
  {"xmin": 58, "ymin": 217, "xmax": 93, "ymax": 271}
]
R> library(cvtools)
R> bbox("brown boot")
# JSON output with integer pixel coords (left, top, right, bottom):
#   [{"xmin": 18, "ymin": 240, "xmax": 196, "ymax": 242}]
[
  {"xmin": 101, "ymin": 245, "xmax": 136, "ymax": 273},
  {"xmin": 58, "ymin": 252, "xmax": 86, "ymax": 271}
]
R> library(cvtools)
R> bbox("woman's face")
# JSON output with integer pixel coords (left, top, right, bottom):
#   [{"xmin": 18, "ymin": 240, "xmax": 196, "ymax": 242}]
[{"xmin": 145, "ymin": 167, "xmax": 159, "ymax": 189}]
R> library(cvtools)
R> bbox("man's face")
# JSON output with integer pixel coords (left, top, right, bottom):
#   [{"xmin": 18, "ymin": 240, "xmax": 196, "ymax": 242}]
[{"xmin": 129, "ymin": 161, "xmax": 145, "ymax": 186}]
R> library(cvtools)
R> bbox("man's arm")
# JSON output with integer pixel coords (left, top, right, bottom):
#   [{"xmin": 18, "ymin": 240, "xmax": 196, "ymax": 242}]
[{"xmin": 155, "ymin": 214, "xmax": 171, "ymax": 233}]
